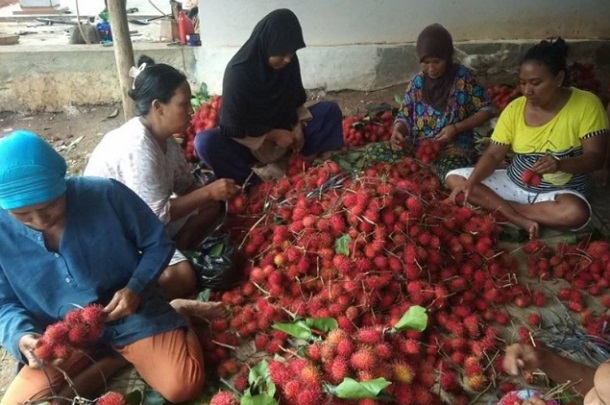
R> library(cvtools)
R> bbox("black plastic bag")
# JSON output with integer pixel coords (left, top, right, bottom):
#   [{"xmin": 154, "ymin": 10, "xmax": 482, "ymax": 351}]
[{"xmin": 186, "ymin": 233, "xmax": 240, "ymax": 291}]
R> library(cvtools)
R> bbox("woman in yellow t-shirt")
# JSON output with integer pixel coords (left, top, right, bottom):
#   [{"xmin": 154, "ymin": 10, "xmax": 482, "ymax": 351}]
[{"xmin": 446, "ymin": 38, "xmax": 609, "ymax": 239}]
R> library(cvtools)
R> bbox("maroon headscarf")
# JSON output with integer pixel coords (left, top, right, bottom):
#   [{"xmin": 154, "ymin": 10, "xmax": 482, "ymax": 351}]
[{"xmin": 416, "ymin": 23, "xmax": 459, "ymax": 111}]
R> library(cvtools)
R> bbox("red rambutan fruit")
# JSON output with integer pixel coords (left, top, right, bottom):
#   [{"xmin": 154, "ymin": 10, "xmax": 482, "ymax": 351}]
[
  {"xmin": 44, "ymin": 323, "xmax": 70, "ymax": 344},
  {"xmin": 336, "ymin": 337, "xmax": 356, "ymax": 357},
  {"xmin": 97, "ymin": 391, "xmax": 126, "ymax": 405},
  {"xmin": 374, "ymin": 343, "xmax": 393, "ymax": 360},
  {"xmin": 81, "ymin": 304, "xmax": 106, "ymax": 327},
  {"xmin": 356, "ymin": 327, "xmax": 382, "ymax": 346},
  {"xmin": 328, "ymin": 357, "xmax": 350, "ymax": 383},
  {"xmin": 527, "ymin": 313, "xmax": 542, "ymax": 327},
  {"xmin": 300, "ymin": 363, "xmax": 322, "ymax": 386},
  {"xmin": 33, "ymin": 341, "xmax": 55, "ymax": 362},
  {"xmin": 268, "ymin": 361, "xmax": 290, "ymax": 385},
  {"xmin": 67, "ymin": 323, "xmax": 90, "ymax": 345},
  {"xmin": 296, "ymin": 388, "xmax": 321, "ymax": 405},
  {"xmin": 64, "ymin": 309, "xmax": 83, "ymax": 325},
  {"xmin": 233, "ymin": 372, "xmax": 249, "ymax": 393},
  {"xmin": 306, "ymin": 342, "xmax": 322, "ymax": 362},
  {"xmin": 350, "ymin": 347, "xmax": 377, "ymax": 371},
  {"xmin": 53, "ymin": 344, "xmax": 73, "ymax": 360},
  {"xmin": 282, "ymin": 379, "xmax": 303, "ymax": 401}
]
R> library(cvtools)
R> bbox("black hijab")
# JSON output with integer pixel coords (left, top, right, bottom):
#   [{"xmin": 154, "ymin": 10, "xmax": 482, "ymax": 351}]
[
  {"xmin": 416, "ymin": 23, "xmax": 459, "ymax": 111},
  {"xmin": 220, "ymin": 9, "xmax": 307, "ymax": 138}
]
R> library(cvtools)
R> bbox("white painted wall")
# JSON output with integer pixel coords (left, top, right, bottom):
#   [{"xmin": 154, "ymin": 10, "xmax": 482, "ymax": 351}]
[
  {"xmin": 196, "ymin": 0, "xmax": 610, "ymax": 93},
  {"xmin": 199, "ymin": 0, "xmax": 610, "ymax": 46}
]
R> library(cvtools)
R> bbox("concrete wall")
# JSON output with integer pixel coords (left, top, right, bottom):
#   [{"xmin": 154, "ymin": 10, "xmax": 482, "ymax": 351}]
[
  {"xmin": 0, "ymin": 44, "xmax": 196, "ymax": 111},
  {"xmin": 200, "ymin": 0, "xmax": 610, "ymax": 46},
  {"xmin": 197, "ymin": 0, "xmax": 610, "ymax": 93}
]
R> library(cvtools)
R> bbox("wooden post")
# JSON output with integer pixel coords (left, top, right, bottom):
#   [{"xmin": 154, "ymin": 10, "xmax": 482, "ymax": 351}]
[{"xmin": 107, "ymin": 0, "xmax": 135, "ymax": 120}]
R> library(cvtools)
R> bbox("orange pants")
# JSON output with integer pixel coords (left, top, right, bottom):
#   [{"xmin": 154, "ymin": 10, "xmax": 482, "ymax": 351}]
[{"xmin": 1, "ymin": 329, "xmax": 204, "ymax": 405}]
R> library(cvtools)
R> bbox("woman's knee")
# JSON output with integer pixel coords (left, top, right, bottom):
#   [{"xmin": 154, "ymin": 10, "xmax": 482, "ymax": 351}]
[
  {"xmin": 445, "ymin": 174, "xmax": 466, "ymax": 189},
  {"xmin": 558, "ymin": 195, "xmax": 590, "ymax": 228},
  {"xmin": 157, "ymin": 372, "xmax": 205, "ymax": 403},
  {"xmin": 194, "ymin": 128, "xmax": 222, "ymax": 162},
  {"xmin": 158, "ymin": 261, "xmax": 197, "ymax": 299}
]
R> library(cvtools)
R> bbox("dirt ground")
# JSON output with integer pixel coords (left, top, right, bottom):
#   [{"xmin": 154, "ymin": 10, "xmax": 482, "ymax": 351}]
[
  {"xmin": 0, "ymin": 85, "xmax": 406, "ymax": 399},
  {"xmin": 0, "ymin": 85, "xmax": 405, "ymax": 175}
]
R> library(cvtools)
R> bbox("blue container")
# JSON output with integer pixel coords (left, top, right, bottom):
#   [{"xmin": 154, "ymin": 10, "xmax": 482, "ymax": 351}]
[
  {"xmin": 186, "ymin": 33, "xmax": 201, "ymax": 46},
  {"xmin": 96, "ymin": 21, "xmax": 112, "ymax": 42}
]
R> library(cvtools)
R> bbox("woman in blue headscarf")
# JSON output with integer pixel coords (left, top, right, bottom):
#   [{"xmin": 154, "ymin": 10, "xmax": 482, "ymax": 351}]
[{"xmin": 0, "ymin": 131, "xmax": 205, "ymax": 404}]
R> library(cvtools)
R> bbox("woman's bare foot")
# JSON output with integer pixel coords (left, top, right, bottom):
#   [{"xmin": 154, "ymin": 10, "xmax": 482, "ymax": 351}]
[
  {"xmin": 170, "ymin": 299, "xmax": 227, "ymax": 320},
  {"xmin": 511, "ymin": 216, "xmax": 539, "ymax": 240}
]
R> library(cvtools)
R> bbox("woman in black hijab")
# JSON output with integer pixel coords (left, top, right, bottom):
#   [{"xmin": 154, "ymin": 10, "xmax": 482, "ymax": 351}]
[
  {"xmin": 390, "ymin": 23, "xmax": 494, "ymax": 183},
  {"xmin": 195, "ymin": 9, "xmax": 343, "ymax": 186}
]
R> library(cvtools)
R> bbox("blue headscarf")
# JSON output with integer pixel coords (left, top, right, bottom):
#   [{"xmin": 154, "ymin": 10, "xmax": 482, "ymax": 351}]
[{"xmin": 0, "ymin": 130, "xmax": 67, "ymax": 210}]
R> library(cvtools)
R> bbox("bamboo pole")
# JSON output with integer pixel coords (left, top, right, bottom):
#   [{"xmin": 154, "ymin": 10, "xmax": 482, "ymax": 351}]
[{"xmin": 107, "ymin": 0, "xmax": 135, "ymax": 120}]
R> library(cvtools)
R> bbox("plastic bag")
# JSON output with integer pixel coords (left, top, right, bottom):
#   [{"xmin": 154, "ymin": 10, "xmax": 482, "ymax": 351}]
[{"xmin": 186, "ymin": 233, "xmax": 240, "ymax": 291}]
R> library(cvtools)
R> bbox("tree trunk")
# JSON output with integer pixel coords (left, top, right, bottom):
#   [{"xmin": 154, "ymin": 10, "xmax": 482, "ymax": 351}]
[{"xmin": 107, "ymin": 0, "xmax": 135, "ymax": 120}]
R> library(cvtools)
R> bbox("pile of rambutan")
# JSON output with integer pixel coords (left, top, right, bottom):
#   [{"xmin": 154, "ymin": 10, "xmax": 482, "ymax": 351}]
[
  {"xmin": 33, "ymin": 304, "xmax": 105, "ymax": 362},
  {"xmin": 414, "ymin": 138, "xmax": 442, "ymax": 164},
  {"xmin": 206, "ymin": 153, "xmax": 610, "ymax": 404}
]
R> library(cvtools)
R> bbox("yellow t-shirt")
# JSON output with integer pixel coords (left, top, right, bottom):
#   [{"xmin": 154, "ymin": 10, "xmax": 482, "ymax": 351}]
[{"xmin": 491, "ymin": 88, "xmax": 609, "ymax": 193}]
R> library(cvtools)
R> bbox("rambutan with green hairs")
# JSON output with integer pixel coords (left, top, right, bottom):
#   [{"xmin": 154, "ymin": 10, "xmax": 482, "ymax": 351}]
[{"xmin": 391, "ymin": 361, "xmax": 415, "ymax": 384}]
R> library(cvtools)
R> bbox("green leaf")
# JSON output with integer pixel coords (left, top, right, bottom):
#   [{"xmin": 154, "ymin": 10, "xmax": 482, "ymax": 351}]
[
  {"xmin": 124, "ymin": 390, "xmax": 143, "ymax": 405},
  {"xmin": 557, "ymin": 234, "xmax": 579, "ymax": 245},
  {"xmin": 249, "ymin": 360, "xmax": 269, "ymax": 386},
  {"xmin": 199, "ymin": 82, "xmax": 209, "ymax": 96},
  {"xmin": 335, "ymin": 234, "xmax": 351, "ymax": 256},
  {"xmin": 272, "ymin": 321, "xmax": 313, "ymax": 340},
  {"xmin": 392, "ymin": 305, "xmax": 428, "ymax": 332},
  {"xmin": 195, "ymin": 289, "xmax": 211, "ymax": 302},
  {"xmin": 190, "ymin": 98, "xmax": 202, "ymax": 109},
  {"xmin": 334, "ymin": 378, "xmax": 391, "ymax": 399},
  {"xmin": 240, "ymin": 394, "xmax": 278, "ymax": 405},
  {"xmin": 208, "ymin": 242, "xmax": 224, "ymax": 257},
  {"xmin": 304, "ymin": 317, "xmax": 338, "ymax": 332},
  {"xmin": 266, "ymin": 380, "xmax": 276, "ymax": 398}
]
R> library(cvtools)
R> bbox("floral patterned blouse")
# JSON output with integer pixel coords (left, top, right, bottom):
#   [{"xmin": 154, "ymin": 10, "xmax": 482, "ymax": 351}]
[{"xmin": 396, "ymin": 64, "xmax": 493, "ymax": 159}]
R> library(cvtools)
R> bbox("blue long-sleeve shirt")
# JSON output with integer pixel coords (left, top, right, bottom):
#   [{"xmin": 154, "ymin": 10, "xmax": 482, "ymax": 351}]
[{"xmin": 0, "ymin": 177, "xmax": 186, "ymax": 361}]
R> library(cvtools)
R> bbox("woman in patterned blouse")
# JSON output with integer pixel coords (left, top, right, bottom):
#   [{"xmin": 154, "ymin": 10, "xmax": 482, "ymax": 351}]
[{"xmin": 391, "ymin": 23, "xmax": 495, "ymax": 181}]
